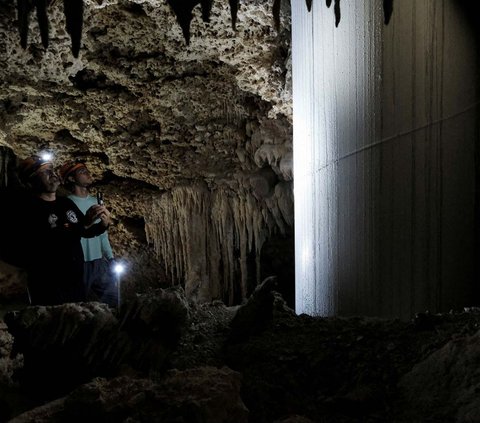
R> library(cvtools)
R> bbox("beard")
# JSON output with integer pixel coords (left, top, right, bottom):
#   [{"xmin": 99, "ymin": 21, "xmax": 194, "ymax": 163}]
[
  {"xmin": 32, "ymin": 176, "xmax": 60, "ymax": 193},
  {"xmin": 45, "ymin": 180, "xmax": 60, "ymax": 192}
]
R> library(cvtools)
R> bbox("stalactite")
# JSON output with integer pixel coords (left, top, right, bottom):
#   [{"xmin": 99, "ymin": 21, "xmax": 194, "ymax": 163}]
[
  {"xmin": 212, "ymin": 189, "xmax": 235, "ymax": 303},
  {"xmin": 229, "ymin": 0, "xmax": 239, "ymax": 30},
  {"xmin": 306, "ymin": 0, "xmax": 394, "ymax": 29},
  {"xmin": 166, "ymin": 0, "xmax": 199, "ymax": 45},
  {"xmin": 0, "ymin": 147, "xmax": 11, "ymax": 188},
  {"xmin": 222, "ymin": 95, "xmax": 245, "ymax": 125},
  {"xmin": 145, "ymin": 180, "xmax": 293, "ymax": 305},
  {"xmin": 334, "ymin": 0, "xmax": 341, "ymax": 27},
  {"xmin": 63, "ymin": 0, "xmax": 84, "ymax": 58},
  {"xmin": 383, "ymin": 0, "xmax": 393, "ymax": 25},
  {"xmin": 11, "ymin": 0, "xmax": 394, "ymax": 57},
  {"xmin": 200, "ymin": 0, "xmax": 213, "ymax": 23},
  {"xmin": 273, "ymin": 0, "xmax": 281, "ymax": 30},
  {"xmin": 265, "ymin": 182, "xmax": 293, "ymax": 235},
  {"xmin": 15, "ymin": 0, "xmax": 84, "ymax": 56},
  {"xmin": 35, "ymin": 0, "xmax": 49, "ymax": 48},
  {"xmin": 17, "ymin": 0, "xmax": 32, "ymax": 49}
]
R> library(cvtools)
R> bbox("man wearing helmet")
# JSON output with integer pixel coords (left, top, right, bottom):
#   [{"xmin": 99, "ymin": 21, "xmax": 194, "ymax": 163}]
[{"xmin": 14, "ymin": 155, "xmax": 112, "ymax": 305}]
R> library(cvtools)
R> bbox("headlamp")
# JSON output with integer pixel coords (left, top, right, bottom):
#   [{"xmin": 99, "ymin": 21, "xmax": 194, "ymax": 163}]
[{"xmin": 40, "ymin": 151, "xmax": 53, "ymax": 162}]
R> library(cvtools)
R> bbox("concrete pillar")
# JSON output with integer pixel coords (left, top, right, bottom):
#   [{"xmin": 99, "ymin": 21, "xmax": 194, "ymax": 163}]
[{"xmin": 293, "ymin": 0, "xmax": 479, "ymax": 319}]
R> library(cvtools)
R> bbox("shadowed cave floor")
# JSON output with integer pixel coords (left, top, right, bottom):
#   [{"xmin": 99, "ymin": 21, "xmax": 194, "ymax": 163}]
[{"xmin": 1, "ymin": 283, "xmax": 480, "ymax": 423}]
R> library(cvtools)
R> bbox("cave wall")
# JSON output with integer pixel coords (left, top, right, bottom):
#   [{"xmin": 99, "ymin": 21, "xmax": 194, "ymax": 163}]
[
  {"xmin": 0, "ymin": 0, "xmax": 293, "ymax": 305},
  {"xmin": 293, "ymin": 0, "xmax": 479, "ymax": 319}
]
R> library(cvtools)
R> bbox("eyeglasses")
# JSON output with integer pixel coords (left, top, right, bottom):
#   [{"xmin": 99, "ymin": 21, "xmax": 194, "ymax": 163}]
[{"xmin": 76, "ymin": 167, "xmax": 90, "ymax": 175}]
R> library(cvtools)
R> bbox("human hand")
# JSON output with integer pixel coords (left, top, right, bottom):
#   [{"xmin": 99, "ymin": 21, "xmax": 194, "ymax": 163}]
[
  {"xmin": 99, "ymin": 208, "xmax": 112, "ymax": 227},
  {"xmin": 85, "ymin": 204, "xmax": 111, "ymax": 227}
]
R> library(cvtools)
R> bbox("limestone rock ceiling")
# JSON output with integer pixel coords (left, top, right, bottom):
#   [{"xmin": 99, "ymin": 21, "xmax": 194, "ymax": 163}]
[
  {"xmin": 12, "ymin": 0, "xmax": 395, "ymax": 60},
  {"xmin": 0, "ymin": 0, "xmax": 399, "ymax": 189},
  {"xmin": 0, "ymin": 0, "xmax": 292, "ymax": 189}
]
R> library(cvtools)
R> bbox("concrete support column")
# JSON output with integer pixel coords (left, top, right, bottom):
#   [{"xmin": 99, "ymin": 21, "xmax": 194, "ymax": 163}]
[{"xmin": 293, "ymin": 0, "xmax": 479, "ymax": 319}]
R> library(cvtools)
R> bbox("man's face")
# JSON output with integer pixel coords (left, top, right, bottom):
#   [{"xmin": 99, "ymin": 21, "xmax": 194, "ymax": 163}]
[
  {"xmin": 31, "ymin": 164, "xmax": 60, "ymax": 193},
  {"xmin": 73, "ymin": 166, "xmax": 93, "ymax": 187}
]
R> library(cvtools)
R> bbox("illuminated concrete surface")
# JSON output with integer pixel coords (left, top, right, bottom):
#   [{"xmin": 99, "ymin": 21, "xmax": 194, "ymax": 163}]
[{"xmin": 293, "ymin": 0, "xmax": 479, "ymax": 318}]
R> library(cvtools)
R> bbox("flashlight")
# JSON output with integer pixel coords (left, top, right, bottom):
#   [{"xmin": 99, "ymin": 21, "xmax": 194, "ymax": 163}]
[
  {"xmin": 113, "ymin": 263, "xmax": 125, "ymax": 275},
  {"xmin": 97, "ymin": 191, "xmax": 104, "ymax": 205},
  {"xmin": 112, "ymin": 261, "xmax": 125, "ymax": 308}
]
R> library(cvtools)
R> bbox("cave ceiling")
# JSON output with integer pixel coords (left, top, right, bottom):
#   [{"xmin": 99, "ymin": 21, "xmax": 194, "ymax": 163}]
[{"xmin": 0, "ymin": 0, "xmax": 292, "ymax": 191}]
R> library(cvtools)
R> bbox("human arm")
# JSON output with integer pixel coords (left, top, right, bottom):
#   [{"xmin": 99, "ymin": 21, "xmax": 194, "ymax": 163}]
[
  {"xmin": 100, "ymin": 232, "xmax": 114, "ymax": 260},
  {"xmin": 82, "ymin": 204, "xmax": 112, "ymax": 238},
  {"xmin": 62, "ymin": 198, "xmax": 110, "ymax": 239}
]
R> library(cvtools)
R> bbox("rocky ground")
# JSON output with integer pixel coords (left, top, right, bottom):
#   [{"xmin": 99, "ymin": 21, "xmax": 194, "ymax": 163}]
[{"xmin": 1, "ymin": 278, "xmax": 480, "ymax": 423}]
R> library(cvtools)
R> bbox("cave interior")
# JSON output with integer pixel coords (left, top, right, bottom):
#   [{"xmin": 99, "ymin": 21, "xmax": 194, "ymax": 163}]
[{"xmin": 1, "ymin": 0, "xmax": 480, "ymax": 422}]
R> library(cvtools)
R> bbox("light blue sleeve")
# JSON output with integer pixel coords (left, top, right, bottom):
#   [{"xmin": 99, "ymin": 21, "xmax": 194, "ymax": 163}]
[{"xmin": 100, "ymin": 231, "xmax": 114, "ymax": 259}]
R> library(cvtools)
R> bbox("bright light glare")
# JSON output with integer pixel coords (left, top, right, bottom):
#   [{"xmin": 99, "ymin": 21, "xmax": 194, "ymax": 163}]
[
  {"xmin": 113, "ymin": 263, "xmax": 125, "ymax": 275},
  {"xmin": 41, "ymin": 152, "xmax": 53, "ymax": 161}
]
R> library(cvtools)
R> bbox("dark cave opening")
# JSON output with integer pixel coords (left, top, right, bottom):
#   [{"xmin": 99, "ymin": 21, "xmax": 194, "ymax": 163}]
[{"xmin": 260, "ymin": 232, "xmax": 295, "ymax": 309}]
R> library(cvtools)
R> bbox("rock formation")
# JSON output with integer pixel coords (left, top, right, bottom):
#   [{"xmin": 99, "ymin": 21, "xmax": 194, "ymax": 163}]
[
  {"xmin": 2, "ymin": 288, "xmax": 480, "ymax": 422},
  {"xmin": 0, "ymin": 0, "xmax": 293, "ymax": 304}
]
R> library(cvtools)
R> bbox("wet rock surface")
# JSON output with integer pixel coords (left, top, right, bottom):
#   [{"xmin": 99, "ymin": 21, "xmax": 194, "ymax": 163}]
[{"xmin": 2, "ymin": 287, "xmax": 480, "ymax": 422}]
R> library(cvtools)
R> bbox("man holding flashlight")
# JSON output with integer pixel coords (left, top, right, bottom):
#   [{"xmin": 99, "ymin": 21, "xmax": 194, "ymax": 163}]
[
  {"xmin": 14, "ymin": 155, "xmax": 112, "ymax": 306},
  {"xmin": 59, "ymin": 160, "xmax": 117, "ymax": 306}
]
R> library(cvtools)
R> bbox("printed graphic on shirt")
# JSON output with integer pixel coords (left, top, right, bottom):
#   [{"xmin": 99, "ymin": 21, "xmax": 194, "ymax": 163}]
[
  {"xmin": 66, "ymin": 210, "xmax": 79, "ymax": 224},
  {"xmin": 48, "ymin": 213, "xmax": 58, "ymax": 228}
]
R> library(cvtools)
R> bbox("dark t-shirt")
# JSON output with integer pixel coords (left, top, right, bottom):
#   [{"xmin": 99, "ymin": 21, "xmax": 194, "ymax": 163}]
[{"xmin": 12, "ymin": 194, "xmax": 105, "ymax": 305}]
